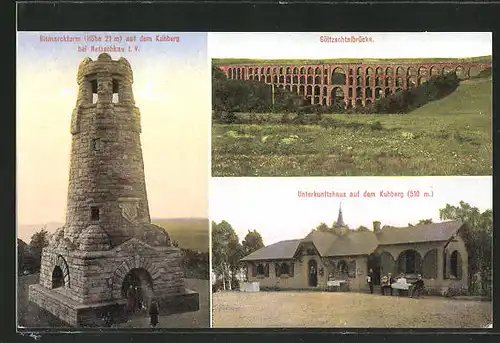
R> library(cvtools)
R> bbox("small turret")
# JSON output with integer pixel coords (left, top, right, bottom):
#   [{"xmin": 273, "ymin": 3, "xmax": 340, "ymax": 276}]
[{"xmin": 333, "ymin": 203, "xmax": 348, "ymax": 236}]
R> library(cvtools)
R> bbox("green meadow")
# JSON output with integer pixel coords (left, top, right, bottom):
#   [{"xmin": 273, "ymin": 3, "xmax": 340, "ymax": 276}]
[
  {"xmin": 212, "ymin": 77, "xmax": 492, "ymax": 177},
  {"xmin": 153, "ymin": 218, "xmax": 209, "ymax": 252}
]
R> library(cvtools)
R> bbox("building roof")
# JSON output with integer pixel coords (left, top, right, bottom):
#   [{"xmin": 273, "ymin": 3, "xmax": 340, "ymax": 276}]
[
  {"xmin": 241, "ymin": 239, "xmax": 301, "ymax": 261},
  {"xmin": 241, "ymin": 220, "xmax": 464, "ymax": 261},
  {"xmin": 376, "ymin": 220, "xmax": 463, "ymax": 245},
  {"xmin": 301, "ymin": 230, "xmax": 338, "ymax": 255},
  {"xmin": 325, "ymin": 230, "xmax": 379, "ymax": 257}
]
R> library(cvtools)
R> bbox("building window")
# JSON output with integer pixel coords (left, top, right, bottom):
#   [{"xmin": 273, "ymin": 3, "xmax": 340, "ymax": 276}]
[
  {"xmin": 92, "ymin": 138, "xmax": 101, "ymax": 151},
  {"xmin": 112, "ymin": 79, "xmax": 119, "ymax": 104},
  {"xmin": 397, "ymin": 249, "xmax": 423, "ymax": 274},
  {"xmin": 450, "ymin": 250, "xmax": 462, "ymax": 279},
  {"xmin": 422, "ymin": 249, "xmax": 438, "ymax": 279},
  {"xmin": 337, "ymin": 260, "xmax": 348, "ymax": 274},
  {"xmin": 91, "ymin": 79, "xmax": 98, "ymax": 104},
  {"xmin": 256, "ymin": 264, "xmax": 265, "ymax": 275},
  {"xmin": 280, "ymin": 263, "xmax": 290, "ymax": 275},
  {"xmin": 90, "ymin": 206, "xmax": 100, "ymax": 221}
]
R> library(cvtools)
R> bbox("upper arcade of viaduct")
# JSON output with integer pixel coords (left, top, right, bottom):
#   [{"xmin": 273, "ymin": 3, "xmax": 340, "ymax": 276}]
[{"xmin": 218, "ymin": 61, "xmax": 491, "ymax": 107}]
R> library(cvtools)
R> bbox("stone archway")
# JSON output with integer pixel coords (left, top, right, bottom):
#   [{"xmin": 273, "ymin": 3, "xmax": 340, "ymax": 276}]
[
  {"xmin": 367, "ymin": 253, "xmax": 381, "ymax": 285},
  {"xmin": 380, "ymin": 251, "xmax": 396, "ymax": 277},
  {"xmin": 121, "ymin": 267, "xmax": 155, "ymax": 310},
  {"xmin": 112, "ymin": 255, "xmax": 161, "ymax": 300},
  {"xmin": 50, "ymin": 254, "xmax": 70, "ymax": 288}
]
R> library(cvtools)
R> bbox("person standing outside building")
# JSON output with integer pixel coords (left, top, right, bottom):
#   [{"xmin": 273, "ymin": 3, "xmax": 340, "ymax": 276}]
[
  {"xmin": 149, "ymin": 300, "xmax": 159, "ymax": 328},
  {"xmin": 367, "ymin": 269, "xmax": 374, "ymax": 294},
  {"xmin": 410, "ymin": 274, "xmax": 425, "ymax": 298}
]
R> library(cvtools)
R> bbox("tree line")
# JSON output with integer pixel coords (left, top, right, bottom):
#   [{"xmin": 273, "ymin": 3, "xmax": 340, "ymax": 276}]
[
  {"xmin": 211, "ymin": 201, "xmax": 492, "ymax": 297},
  {"xmin": 211, "ymin": 221, "xmax": 264, "ymax": 291}
]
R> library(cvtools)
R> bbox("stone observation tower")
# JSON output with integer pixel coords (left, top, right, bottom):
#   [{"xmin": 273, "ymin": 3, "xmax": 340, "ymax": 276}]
[{"xmin": 29, "ymin": 53, "xmax": 199, "ymax": 327}]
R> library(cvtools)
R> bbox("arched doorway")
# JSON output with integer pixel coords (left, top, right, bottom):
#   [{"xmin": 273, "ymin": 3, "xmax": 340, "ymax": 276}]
[
  {"xmin": 121, "ymin": 268, "xmax": 154, "ymax": 311},
  {"xmin": 308, "ymin": 259, "xmax": 318, "ymax": 287},
  {"xmin": 367, "ymin": 253, "xmax": 381, "ymax": 285},
  {"xmin": 52, "ymin": 266, "xmax": 64, "ymax": 289}
]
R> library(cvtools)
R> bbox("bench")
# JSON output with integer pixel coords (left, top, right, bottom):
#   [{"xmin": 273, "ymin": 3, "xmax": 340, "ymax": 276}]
[
  {"xmin": 391, "ymin": 282, "xmax": 413, "ymax": 297},
  {"xmin": 327, "ymin": 280, "xmax": 347, "ymax": 292}
]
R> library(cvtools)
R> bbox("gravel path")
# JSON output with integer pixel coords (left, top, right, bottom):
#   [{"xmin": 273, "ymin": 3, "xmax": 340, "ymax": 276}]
[{"xmin": 212, "ymin": 291, "xmax": 492, "ymax": 328}]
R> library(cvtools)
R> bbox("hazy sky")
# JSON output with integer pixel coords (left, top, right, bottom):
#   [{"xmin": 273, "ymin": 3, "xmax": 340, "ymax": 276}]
[
  {"xmin": 210, "ymin": 176, "xmax": 492, "ymax": 246},
  {"xmin": 17, "ymin": 32, "xmax": 209, "ymax": 227},
  {"xmin": 209, "ymin": 32, "xmax": 492, "ymax": 59}
]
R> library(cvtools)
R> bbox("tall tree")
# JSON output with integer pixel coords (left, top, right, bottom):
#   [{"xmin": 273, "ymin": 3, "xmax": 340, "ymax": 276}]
[
  {"xmin": 28, "ymin": 228, "xmax": 50, "ymax": 273},
  {"xmin": 241, "ymin": 230, "xmax": 264, "ymax": 256},
  {"xmin": 17, "ymin": 239, "xmax": 32, "ymax": 274},
  {"xmin": 212, "ymin": 221, "xmax": 242, "ymax": 290},
  {"xmin": 439, "ymin": 201, "xmax": 492, "ymax": 295}
]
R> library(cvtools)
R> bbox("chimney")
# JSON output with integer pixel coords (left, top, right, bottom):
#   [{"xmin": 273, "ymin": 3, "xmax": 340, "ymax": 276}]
[{"xmin": 373, "ymin": 221, "xmax": 381, "ymax": 234}]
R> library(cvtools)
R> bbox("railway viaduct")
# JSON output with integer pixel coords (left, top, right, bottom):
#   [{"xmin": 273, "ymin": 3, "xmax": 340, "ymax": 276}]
[{"xmin": 218, "ymin": 61, "xmax": 491, "ymax": 107}]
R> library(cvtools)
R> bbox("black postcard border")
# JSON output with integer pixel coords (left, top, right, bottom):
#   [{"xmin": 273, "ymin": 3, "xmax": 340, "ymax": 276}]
[{"xmin": 6, "ymin": 1, "xmax": 500, "ymax": 342}]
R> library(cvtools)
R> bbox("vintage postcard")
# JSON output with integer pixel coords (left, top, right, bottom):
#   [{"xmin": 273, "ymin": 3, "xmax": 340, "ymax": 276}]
[
  {"xmin": 210, "ymin": 32, "xmax": 492, "ymax": 177},
  {"xmin": 210, "ymin": 176, "xmax": 493, "ymax": 328},
  {"xmin": 17, "ymin": 31, "xmax": 210, "ymax": 328}
]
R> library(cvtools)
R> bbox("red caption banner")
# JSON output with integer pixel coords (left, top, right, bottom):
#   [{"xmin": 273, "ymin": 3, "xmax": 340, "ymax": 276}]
[
  {"xmin": 39, "ymin": 33, "xmax": 181, "ymax": 53},
  {"xmin": 297, "ymin": 189, "xmax": 434, "ymax": 199}
]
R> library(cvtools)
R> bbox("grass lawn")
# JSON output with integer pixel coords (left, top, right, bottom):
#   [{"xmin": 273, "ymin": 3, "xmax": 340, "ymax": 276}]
[
  {"xmin": 212, "ymin": 77, "xmax": 492, "ymax": 176},
  {"xmin": 153, "ymin": 218, "xmax": 209, "ymax": 253},
  {"xmin": 212, "ymin": 291, "xmax": 492, "ymax": 328}
]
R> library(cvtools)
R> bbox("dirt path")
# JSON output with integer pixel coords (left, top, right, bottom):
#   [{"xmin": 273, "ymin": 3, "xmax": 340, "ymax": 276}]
[{"xmin": 212, "ymin": 291, "xmax": 492, "ymax": 328}]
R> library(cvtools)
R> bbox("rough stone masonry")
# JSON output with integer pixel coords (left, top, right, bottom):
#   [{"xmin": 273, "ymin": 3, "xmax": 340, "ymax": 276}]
[{"xmin": 28, "ymin": 53, "xmax": 199, "ymax": 327}]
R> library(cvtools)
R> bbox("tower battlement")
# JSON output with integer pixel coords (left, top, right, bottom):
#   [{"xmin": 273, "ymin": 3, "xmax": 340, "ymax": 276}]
[{"xmin": 75, "ymin": 53, "xmax": 135, "ymax": 107}]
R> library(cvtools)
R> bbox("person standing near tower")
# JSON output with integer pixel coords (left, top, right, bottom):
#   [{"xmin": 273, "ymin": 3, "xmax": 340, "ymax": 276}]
[{"xmin": 149, "ymin": 300, "xmax": 159, "ymax": 328}]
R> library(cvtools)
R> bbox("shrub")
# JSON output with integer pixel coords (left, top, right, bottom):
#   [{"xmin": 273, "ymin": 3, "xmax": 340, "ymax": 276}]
[
  {"xmin": 370, "ymin": 73, "xmax": 460, "ymax": 114},
  {"xmin": 370, "ymin": 121, "xmax": 384, "ymax": 131},
  {"xmin": 444, "ymin": 286, "xmax": 468, "ymax": 297},
  {"xmin": 181, "ymin": 249, "xmax": 209, "ymax": 280}
]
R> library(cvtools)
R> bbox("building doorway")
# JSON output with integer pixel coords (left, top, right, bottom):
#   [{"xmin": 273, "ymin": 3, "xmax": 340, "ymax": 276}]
[
  {"xmin": 52, "ymin": 266, "xmax": 64, "ymax": 289},
  {"xmin": 121, "ymin": 268, "xmax": 154, "ymax": 312},
  {"xmin": 367, "ymin": 254, "xmax": 381, "ymax": 285},
  {"xmin": 308, "ymin": 259, "xmax": 318, "ymax": 287}
]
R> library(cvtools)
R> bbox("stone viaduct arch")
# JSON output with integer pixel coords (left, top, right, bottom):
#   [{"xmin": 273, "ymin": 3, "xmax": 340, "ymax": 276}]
[{"xmin": 220, "ymin": 61, "xmax": 491, "ymax": 108}]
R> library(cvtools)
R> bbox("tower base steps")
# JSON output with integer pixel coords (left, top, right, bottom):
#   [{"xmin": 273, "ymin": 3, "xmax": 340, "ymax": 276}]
[{"xmin": 29, "ymin": 283, "xmax": 199, "ymax": 327}]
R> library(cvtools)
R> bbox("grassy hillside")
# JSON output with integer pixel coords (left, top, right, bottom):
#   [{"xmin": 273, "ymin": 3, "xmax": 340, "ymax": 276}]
[
  {"xmin": 212, "ymin": 77, "xmax": 492, "ymax": 176},
  {"xmin": 213, "ymin": 56, "xmax": 492, "ymax": 65},
  {"xmin": 153, "ymin": 218, "xmax": 209, "ymax": 253}
]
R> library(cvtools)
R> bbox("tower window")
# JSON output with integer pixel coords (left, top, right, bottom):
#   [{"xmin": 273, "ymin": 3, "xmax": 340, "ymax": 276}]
[
  {"xmin": 91, "ymin": 80, "xmax": 98, "ymax": 104},
  {"xmin": 92, "ymin": 138, "xmax": 101, "ymax": 151},
  {"xmin": 112, "ymin": 79, "xmax": 119, "ymax": 104},
  {"xmin": 90, "ymin": 206, "xmax": 100, "ymax": 221}
]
